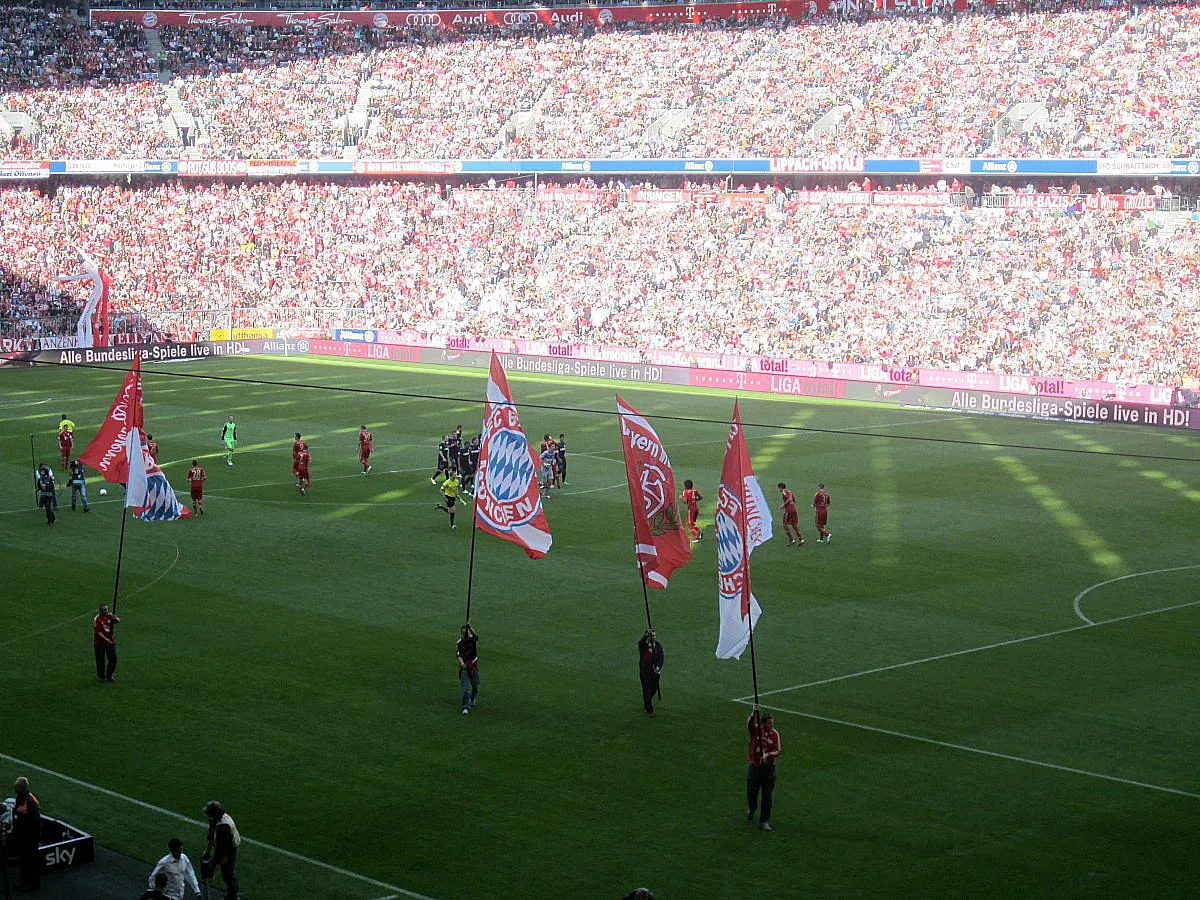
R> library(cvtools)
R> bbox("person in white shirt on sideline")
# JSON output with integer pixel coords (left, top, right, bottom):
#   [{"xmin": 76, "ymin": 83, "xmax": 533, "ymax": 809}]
[{"xmin": 148, "ymin": 837, "xmax": 202, "ymax": 900}]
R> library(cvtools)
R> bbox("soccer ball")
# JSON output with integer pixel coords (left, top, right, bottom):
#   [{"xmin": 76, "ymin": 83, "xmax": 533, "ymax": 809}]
[{"xmin": 99, "ymin": 488, "xmax": 108, "ymax": 495}]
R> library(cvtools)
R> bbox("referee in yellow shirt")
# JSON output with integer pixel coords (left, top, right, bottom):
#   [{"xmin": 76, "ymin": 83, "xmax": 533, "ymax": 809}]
[
  {"xmin": 435, "ymin": 469, "xmax": 462, "ymax": 529},
  {"xmin": 58, "ymin": 414, "xmax": 76, "ymax": 435}
]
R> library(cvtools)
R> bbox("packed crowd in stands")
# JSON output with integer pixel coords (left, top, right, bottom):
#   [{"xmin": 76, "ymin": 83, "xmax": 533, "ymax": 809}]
[
  {"xmin": 2, "ymin": 180, "xmax": 1197, "ymax": 387},
  {"xmin": 0, "ymin": 8, "xmax": 172, "ymax": 158},
  {"xmin": 2, "ymin": 6, "xmax": 1199, "ymax": 160}
]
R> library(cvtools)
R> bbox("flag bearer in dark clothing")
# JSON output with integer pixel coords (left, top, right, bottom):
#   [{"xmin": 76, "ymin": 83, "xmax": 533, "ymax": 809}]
[
  {"xmin": 457, "ymin": 624, "xmax": 479, "ymax": 715},
  {"xmin": 69, "ymin": 458, "xmax": 89, "ymax": 512},
  {"xmin": 638, "ymin": 630, "xmax": 664, "ymax": 716}
]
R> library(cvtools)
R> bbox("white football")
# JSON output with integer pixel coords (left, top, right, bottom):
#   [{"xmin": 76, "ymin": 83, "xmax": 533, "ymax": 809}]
[{"xmin": 99, "ymin": 488, "xmax": 108, "ymax": 495}]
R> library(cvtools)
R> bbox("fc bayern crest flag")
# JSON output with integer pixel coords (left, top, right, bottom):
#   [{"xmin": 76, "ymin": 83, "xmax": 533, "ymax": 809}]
[
  {"xmin": 616, "ymin": 395, "xmax": 691, "ymax": 589},
  {"xmin": 715, "ymin": 401, "xmax": 773, "ymax": 659},
  {"xmin": 80, "ymin": 354, "xmax": 143, "ymax": 484},
  {"xmin": 474, "ymin": 351, "xmax": 552, "ymax": 558},
  {"xmin": 124, "ymin": 426, "xmax": 190, "ymax": 522}
]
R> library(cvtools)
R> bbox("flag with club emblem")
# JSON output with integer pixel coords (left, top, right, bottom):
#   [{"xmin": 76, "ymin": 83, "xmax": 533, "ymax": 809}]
[
  {"xmin": 80, "ymin": 354, "xmax": 143, "ymax": 484},
  {"xmin": 715, "ymin": 401, "xmax": 773, "ymax": 659},
  {"xmin": 124, "ymin": 425, "xmax": 190, "ymax": 521},
  {"xmin": 474, "ymin": 351, "xmax": 551, "ymax": 558},
  {"xmin": 616, "ymin": 395, "xmax": 691, "ymax": 589}
]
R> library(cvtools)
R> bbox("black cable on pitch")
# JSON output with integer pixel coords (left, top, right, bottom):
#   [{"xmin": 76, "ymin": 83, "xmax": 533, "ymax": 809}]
[{"xmin": 21, "ymin": 359, "xmax": 1200, "ymax": 465}]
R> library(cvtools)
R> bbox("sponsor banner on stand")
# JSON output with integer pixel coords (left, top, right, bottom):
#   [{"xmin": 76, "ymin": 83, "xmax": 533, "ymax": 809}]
[
  {"xmin": 63, "ymin": 159, "xmax": 146, "ymax": 174},
  {"xmin": 246, "ymin": 159, "xmax": 300, "ymax": 177},
  {"xmin": 353, "ymin": 159, "xmax": 460, "ymax": 176},
  {"xmin": 209, "ymin": 327, "xmax": 276, "ymax": 341},
  {"xmin": 178, "ymin": 158, "xmax": 249, "ymax": 177},
  {"xmin": 333, "ymin": 328, "xmax": 378, "ymax": 343},
  {"xmin": 0, "ymin": 160, "xmax": 50, "ymax": 179},
  {"xmin": 535, "ymin": 187, "xmax": 616, "ymax": 205}
]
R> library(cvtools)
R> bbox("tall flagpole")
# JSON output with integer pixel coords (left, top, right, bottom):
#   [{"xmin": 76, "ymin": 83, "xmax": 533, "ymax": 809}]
[
  {"xmin": 111, "ymin": 504, "xmax": 130, "ymax": 615},
  {"xmin": 464, "ymin": 493, "xmax": 479, "ymax": 626},
  {"xmin": 29, "ymin": 433, "xmax": 38, "ymax": 506},
  {"xmin": 735, "ymin": 400, "xmax": 764, "ymax": 754}
]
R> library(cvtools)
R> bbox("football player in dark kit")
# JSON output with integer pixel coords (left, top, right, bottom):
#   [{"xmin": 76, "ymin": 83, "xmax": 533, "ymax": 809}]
[{"xmin": 638, "ymin": 629, "xmax": 665, "ymax": 716}]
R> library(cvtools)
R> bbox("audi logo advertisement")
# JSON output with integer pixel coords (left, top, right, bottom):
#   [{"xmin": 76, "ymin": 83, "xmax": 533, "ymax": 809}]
[{"xmin": 98, "ymin": 3, "xmax": 867, "ymax": 31}]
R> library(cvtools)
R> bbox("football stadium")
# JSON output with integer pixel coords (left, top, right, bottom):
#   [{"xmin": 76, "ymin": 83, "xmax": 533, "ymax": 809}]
[{"xmin": 2, "ymin": 2, "xmax": 1199, "ymax": 898}]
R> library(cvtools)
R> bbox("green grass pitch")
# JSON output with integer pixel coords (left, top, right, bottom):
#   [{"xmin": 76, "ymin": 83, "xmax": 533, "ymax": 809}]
[{"xmin": 2, "ymin": 355, "xmax": 1199, "ymax": 899}]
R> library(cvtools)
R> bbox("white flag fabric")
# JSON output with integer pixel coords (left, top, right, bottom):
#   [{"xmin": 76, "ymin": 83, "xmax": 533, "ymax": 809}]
[
  {"xmin": 715, "ymin": 401, "xmax": 773, "ymax": 659},
  {"xmin": 124, "ymin": 426, "xmax": 149, "ymax": 509}
]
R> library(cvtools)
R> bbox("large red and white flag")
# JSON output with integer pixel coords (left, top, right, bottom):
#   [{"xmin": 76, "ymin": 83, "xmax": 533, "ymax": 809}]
[
  {"xmin": 715, "ymin": 401, "xmax": 773, "ymax": 659},
  {"xmin": 80, "ymin": 354, "xmax": 143, "ymax": 484},
  {"xmin": 474, "ymin": 352, "xmax": 552, "ymax": 559},
  {"xmin": 124, "ymin": 426, "xmax": 190, "ymax": 521},
  {"xmin": 616, "ymin": 395, "xmax": 691, "ymax": 589}
]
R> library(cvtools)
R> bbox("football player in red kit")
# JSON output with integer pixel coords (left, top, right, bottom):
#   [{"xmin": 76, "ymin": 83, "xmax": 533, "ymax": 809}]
[
  {"xmin": 812, "ymin": 482, "xmax": 831, "ymax": 543},
  {"xmin": 296, "ymin": 448, "xmax": 311, "ymax": 495},
  {"xmin": 778, "ymin": 482, "xmax": 804, "ymax": 545},
  {"xmin": 187, "ymin": 460, "xmax": 206, "ymax": 516},
  {"xmin": 682, "ymin": 479, "xmax": 703, "ymax": 543},
  {"xmin": 58, "ymin": 427, "xmax": 74, "ymax": 469},
  {"xmin": 358, "ymin": 425, "xmax": 373, "ymax": 474},
  {"xmin": 292, "ymin": 432, "xmax": 308, "ymax": 463}
]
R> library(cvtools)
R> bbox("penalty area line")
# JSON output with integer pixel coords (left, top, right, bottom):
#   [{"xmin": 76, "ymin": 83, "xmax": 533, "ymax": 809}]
[
  {"xmin": 744, "ymin": 596, "xmax": 1200, "ymax": 700},
  {"xmin": 730, "ymin": 700, "xmax": 1200, "ymax": 801},
  {"xmin": 0, "ymin": 752, "xmax": 438, "ymax": 900}
]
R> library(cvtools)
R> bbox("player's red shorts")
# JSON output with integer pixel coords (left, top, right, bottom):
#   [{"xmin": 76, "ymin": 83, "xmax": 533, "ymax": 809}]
[
  {"xmin": 360, "ymin": 447, "xmax": 371, "ymax": 461},
  {"xmin": 815, "ymin": 509, "xmax": 828, "ymax": 527},
  {"xmin": 686, "ymin": 509, "xmax": 698, "ymax": 526},
  {"xmin": 784, "ymin": 511, "xmax": 799, "ymax": 526},
  {"xmin": 293, "ymin": 462, "xmax": 301, "ymax": 476},
  {"xmin": 190, "ymin": 486, "xmax": 203, "ymax": 500},
  {"xmin": 297, "ymin": 467, "xmax": 310, "ymax": 481}
]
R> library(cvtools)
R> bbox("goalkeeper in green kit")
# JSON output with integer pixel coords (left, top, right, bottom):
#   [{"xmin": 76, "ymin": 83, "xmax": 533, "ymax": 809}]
[{"xmin": 220, "ymin": 415, "xmax": 237, "ymax": 466}]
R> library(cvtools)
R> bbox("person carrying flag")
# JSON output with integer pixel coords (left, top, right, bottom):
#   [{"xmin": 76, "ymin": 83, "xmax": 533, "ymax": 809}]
[
  {"xmin": 638, "ymin": 630, "xmax": 665, "ymax": 717},
  {"xmin": 778, "ymin": 483, "xmax": 803, "ymax": 546},
  {"xmin": 146, "ymin": 433, "xmax": 159, "ymax": 463},
  {"xmin": 94, "ymin": 602, "xmax": 119, "ymax": 681},
  {"xmin": 358, "ymin": 425, "xmax": 373, "ymax": 474},
  {"xmin": 746, "ymin": 706, "xmax": 781, "ymax": 831},
  {"xmin": 187, "ymin": 460, "xmax": 206, "ymax": 516},
  {"xmin": 69, "ymin": 458, "xmax": 89, "ymax": 512},
  {"xmin": 682, "ymin": 479, "xmax": 703, "ymax": 543},
  {"xmin": 220, "ymin": 416, "xmax": 237, "ymax": 466},
  {"xmin": 435, "ymin": 469, "xmax": 462, "ymax": 528},
  {"xmin": 456, "ymin": 623, "xmax": 479, "ymax": 715}
]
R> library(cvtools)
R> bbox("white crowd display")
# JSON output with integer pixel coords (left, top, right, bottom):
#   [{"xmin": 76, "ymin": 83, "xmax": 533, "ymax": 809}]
[
  {"xmin": 2, "ymin": 7, "xmax": 1199, "ymax": 159},
  {"xmin": 2, "ymin": 181, "xmax": 1197, "ymax": 386}
]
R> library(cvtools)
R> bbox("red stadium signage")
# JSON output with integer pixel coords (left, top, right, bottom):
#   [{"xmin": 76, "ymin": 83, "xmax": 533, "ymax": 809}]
[
  {"xmin": 1003, "ymin": 193, "xmax": 1157, "ymax": 212},
  {"xmin": 353, "ymin": 159, "xmax": 460, "ymax": 176},
  {"xmin": 91, "ymin": 1, "xmax": 974, "ymax": 31},
  {"xmin": 178, "ymin": 159, "xmax": 249, "ymax": 177}
]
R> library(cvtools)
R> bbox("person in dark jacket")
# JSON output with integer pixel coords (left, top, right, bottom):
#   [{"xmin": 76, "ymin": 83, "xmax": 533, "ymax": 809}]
[
  {"xmin": 638, "ymin": 630, "xmax": 664, "ymax": 716},
  {"xmin": 12, "ymin": 776, "xmax": 42, "ymax": 893},
  {"xmin": 201, "ymin": 801, "xmax": 240, "ymax": 900},
  {"xmin": 35, "ymin": 464, "xmax": 56, "ymax": 525}
]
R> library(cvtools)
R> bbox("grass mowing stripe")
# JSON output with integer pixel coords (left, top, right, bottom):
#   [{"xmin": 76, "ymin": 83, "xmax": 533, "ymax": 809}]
[
  {"xmin": 747, "ymin": 594, "xmax": 1200, "ymax": 699},
  {"xmin": 737, "ymin": 702, "xmax": 1200, "ymax": 801},
  {"xmin": 0, "ymin": 751, "xmax": 438, "ymax": 900}
]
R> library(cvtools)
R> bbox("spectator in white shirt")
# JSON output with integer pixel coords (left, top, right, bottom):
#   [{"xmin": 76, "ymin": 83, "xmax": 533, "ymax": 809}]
[{"xmin": 148, "ymin": 837, "xmax": 202, "ymax": 900}]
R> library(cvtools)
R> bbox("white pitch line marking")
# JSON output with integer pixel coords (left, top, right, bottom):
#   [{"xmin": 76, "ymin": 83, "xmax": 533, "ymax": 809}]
[
  {"xmin": 1072, "ymin": 565, "xmax": 1200, "ymax": 625},
  {"xmin": 743, "ymin": 596, "xmax": 1200, "ymax": 700},
  {"xmin": 732, "ymin": 700, "xmax": 1200, "ymax": 801},
  {"xmin": 0, "ymin": 752, "xmax": 438, "ymax": 900}
]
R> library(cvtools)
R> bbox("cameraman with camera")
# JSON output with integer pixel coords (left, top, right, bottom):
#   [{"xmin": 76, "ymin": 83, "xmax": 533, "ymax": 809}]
[{"xmin": 201, "ymin": 801, "xmax": 240, "ymax": 899}]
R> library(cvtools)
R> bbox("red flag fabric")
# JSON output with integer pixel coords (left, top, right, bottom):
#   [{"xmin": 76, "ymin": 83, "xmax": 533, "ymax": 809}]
[
  {"xmin": 616, "ymin": 395, "xmax": 691, "ymax": 589},
  {"xmin": 474, "ymin": 351, "xmax": 552, "ymax": 559},
  {"xmin": 79, "ymin": 355, "xmax": 143, "ymax": 485},
  {"xmin": 715, "ymin": 401, "xmax": 774, "ymax": 659}
]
